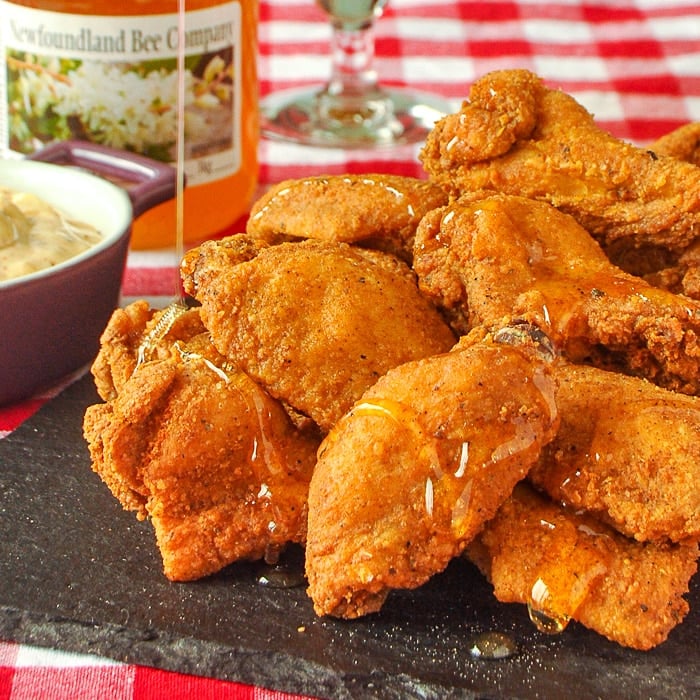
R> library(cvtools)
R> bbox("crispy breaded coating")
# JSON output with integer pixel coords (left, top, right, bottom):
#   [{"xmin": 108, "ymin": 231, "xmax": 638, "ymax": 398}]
[
  {"xmin": 305, "ymin": 339, "xmax": 559, "ymax": 618},
  {"xmin": 529, "ymin": 363, "xmax": 700, "ymax": 543},
  {"xmin": 414, "ymin": 192, "xmax": 700, "ymax": 395},
  {"xmin": 421, "ymin": 69, "xmax": 700, "ymax": 253},
  {"xmin": 246, "ymin": 174, "xmax": 448, "ymax": 261},
  {"xmin": 651, "ymin": 122, "xmax": 700, "ymax": 167},
  {"xmin": 182, "ymin": 236, "xmax": 456, "ymax": 432},
  {"xmin": 674, "ymin": 240, "xmax": 700, "ymax": 300},
  {"xmin": 467, "ymin": 484, "xmax": 699, "ymax": 650},
  {"xmin": 84, "ymin": 303, "xmax": 320, "ymax": 581}
]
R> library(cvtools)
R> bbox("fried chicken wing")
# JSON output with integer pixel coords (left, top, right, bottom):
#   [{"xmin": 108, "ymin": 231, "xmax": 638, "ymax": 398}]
[
  {"xmin": 607, "ymin": 120, "xmax": 700, "ymax": 294},
  {"xmin": 181, "ymin": 236, "xmax": 456, "ymax": 432},
  {"xmin": 84, "ymin": 302, "xmax": 320, "ymax": 581},
  {"xmin": 305, "ymin": 338, "xmax": 559, "ymax": 618},
  {"xmin": 529, "ymin": 363, "xmax": 700, "ymax": 543},
  {"xmin": 421, "ymin": 69, "xmax": 700, "ymax": 253},
  {"xmin": 605, "ymin": 123, "xmax": 700, "ymax": 295},
  {"xmin": 414, "ymin": 192, "xmax": 700, "ymax": 394},
  {"xmin": 605, "ymin": 122, "xmax": 700, "ymax": 299},
  {"xmin": 247, "ymin": 174, "xmax": 448, "ymax": 262},
  {"xmin": 467, "ymin": 483, "xmax": 699, "ymax": 650}
]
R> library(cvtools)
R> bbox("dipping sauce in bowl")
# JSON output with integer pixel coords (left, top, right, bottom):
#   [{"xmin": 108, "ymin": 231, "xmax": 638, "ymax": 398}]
[
  {"xmin": 0, "ymin": 144, "xmax": 178, "ymax": 406},
  {"xmin": 0, "ymin": 186, "xmax": 103, "ymax": 282}
]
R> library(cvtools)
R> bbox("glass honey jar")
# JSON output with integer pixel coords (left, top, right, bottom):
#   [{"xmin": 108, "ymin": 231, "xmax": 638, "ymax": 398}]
[{"xmin": 0, "ymin": 0, "xmax": 259, "ymax": 248}]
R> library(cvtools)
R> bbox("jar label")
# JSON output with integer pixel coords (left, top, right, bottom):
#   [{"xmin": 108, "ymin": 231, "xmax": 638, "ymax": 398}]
[{"xmin": 0, "ymin": 2, "xmax": 242, "ymax": 186}]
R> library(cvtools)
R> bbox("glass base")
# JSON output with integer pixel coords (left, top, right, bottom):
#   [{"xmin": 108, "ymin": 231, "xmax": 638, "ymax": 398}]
[{"xmin": 261, "ymin": 85, "xmax": 452, "ymax": 149}]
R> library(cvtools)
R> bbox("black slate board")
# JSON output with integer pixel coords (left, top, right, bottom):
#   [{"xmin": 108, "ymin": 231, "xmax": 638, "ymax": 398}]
[{"xmin": 1, "ymin": 375, "xmax": 698, "ymax": 699}]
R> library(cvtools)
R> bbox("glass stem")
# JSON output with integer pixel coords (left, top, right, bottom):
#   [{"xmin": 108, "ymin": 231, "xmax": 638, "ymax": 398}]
[
  {"xmin": 316, "ymin": 20, "xmax": 392, "ymax": 127},
  {"xmin": 326, "ymin": 21, "xmax": 381, "ymax": 98}
]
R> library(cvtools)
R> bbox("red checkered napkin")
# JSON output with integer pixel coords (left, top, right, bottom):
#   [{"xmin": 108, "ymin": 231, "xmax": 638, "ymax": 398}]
[{"xmin": 2, "ymin": 1, "xmax": 700, "ymax": 698}]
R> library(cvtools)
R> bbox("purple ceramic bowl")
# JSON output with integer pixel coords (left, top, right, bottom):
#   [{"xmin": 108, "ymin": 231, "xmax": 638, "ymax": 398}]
[{"xmin": 0, "ymin": 142, "xmax": 177, "ymax": 406}]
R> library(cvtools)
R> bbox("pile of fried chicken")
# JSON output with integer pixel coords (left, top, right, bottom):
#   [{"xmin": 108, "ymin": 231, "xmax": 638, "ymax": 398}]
[{"xmin": 84, "ymin": 69, "xmax": 700, "ymax": 651}]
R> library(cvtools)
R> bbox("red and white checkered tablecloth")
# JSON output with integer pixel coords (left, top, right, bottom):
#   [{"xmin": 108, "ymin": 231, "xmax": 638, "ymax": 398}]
[{"xmin": 2, "ymin": 1, "xmax": 700, "ymax": 698}]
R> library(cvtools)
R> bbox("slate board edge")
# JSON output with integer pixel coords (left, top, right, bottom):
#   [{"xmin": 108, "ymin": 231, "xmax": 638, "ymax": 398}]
[{"xmin": 0, "ymin": 605, "xmax": 470, "ymax": 700}]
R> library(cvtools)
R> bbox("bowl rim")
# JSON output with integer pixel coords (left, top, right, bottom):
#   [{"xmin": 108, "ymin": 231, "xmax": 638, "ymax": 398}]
[{"xmin": 0, "ymin": 158, "xmax": 133, "ymax": 290}]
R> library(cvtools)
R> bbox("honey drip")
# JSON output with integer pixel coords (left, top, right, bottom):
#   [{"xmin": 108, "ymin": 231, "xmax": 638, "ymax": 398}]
[
  {"xmin": 256, "ymin": 545, "xmax": 306, "ymax": 589},
  {"xmin": 246, "ymin": 390, "xmax": 278, "ymax": 466},
  {"xmin": 469, "ymin": 631, "xmax": 518, "ymax": 660},
  {"xmin": 527, "ymin": 577, "xmax": 571, "ymax": 635},
  {"xmin": 525, "ymin": 514, "xmax": 611, "ymax": 636},
  {"xmin": 256, "ymin": 564, "xmax": 306, "ymax": 589},
  {"xmin": 237, "ymin": 384, "xmax": 290, "ymax": 534}
]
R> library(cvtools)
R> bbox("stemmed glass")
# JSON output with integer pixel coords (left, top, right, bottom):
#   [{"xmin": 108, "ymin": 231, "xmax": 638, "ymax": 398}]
[{"xmin": 261, "ymin": 0, "xmax": 452, "ymax": 148}]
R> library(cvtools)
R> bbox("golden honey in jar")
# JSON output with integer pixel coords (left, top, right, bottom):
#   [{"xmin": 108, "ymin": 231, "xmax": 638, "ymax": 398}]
[{"xmin": 0, "ymin": 0, "xmax": 259, "ymax": 248}]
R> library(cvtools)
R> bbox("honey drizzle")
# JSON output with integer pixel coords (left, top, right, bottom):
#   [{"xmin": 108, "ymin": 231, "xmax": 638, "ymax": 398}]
[
  {"xmin": 525, "ymin": 508, "xmax": 612, "ymax": 635},
  {"xmin": 135, "ymin": 301, "xmax": 189, "ymax": 368},
  {"xmin": 172, "ymin": 341, "xmax": 287, "ymax": 534},
  {"xmin": 353, "ymin": 398, "xmax": 443, "ymax": 485},
  {"xmin": 174, "ymin": 0, "xmax": 186, "ymax": 281},
  {"xmin": 133, "ymin": 0, "xmax": 188, "ymax": 375},
  {"xmin": 351, "ymin": 398, "xmax": 474, "ymax": 529}
]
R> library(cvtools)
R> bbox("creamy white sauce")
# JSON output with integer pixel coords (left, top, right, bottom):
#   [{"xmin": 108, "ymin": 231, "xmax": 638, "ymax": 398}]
[{"xmin": 0, "ymin": 186, "xmax": 103, "ymax": 281}]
